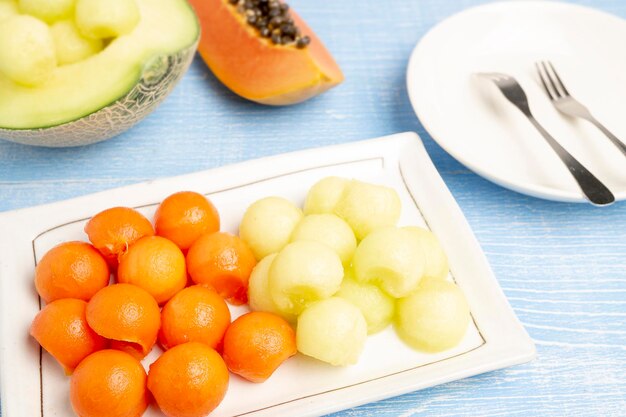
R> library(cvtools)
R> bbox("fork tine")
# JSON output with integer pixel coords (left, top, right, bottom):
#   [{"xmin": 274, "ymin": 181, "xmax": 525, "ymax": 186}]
[
  {"xmin": 536, "ymin": 62, "xmax": 556, "ymax": 100},
  {"xmin": 546, "ymin": 61, "xmax": 571, "ymax": 96},
  {"xmin": 540, "ymin": 61, "xmax": 564, "ymax": 99}
]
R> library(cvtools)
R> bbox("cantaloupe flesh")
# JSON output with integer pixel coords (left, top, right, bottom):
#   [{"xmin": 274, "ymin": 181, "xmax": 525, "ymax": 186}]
[
  {"xmin": 0, "ymin": 0, "xmax": 198, "ymax": 129},
  {"xmin": 191, "ymin": 0, "xmax": 343, "ymax": 105}
]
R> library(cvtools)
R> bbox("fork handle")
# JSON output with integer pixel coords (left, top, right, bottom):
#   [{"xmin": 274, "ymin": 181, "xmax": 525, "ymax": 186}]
[
  {"xmin": 587, "ymin": 118, "xmax": 626, "ymax": 158},
  {"xmin": 527, "ymin": 116, "xmax": 615, "ymax": 206}
]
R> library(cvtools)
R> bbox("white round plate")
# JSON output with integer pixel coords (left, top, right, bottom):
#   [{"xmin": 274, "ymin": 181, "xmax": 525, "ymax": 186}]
[{"xmin": 408, "ymin": 1, "xmax": 626, "ymax": 202}]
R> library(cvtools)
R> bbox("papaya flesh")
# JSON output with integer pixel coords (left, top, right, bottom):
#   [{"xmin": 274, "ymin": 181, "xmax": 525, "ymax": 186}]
[{"xmin": 189, "ymin": 0, "xmax": 344, "ymax": 105}]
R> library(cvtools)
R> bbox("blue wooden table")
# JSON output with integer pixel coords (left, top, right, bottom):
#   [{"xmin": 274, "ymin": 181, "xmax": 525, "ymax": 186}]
[{"xmin": 1, "ymin": 0, "xmax": 625, "ymax": 416}]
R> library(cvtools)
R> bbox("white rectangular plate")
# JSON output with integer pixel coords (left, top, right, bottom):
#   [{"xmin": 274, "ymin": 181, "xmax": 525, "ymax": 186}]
[{"xmin": 0, "ymin": 132, "xmax": 535, "ymax": 417}]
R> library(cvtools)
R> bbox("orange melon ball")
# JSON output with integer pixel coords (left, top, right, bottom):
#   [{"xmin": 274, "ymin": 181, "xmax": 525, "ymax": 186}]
[
  {"xmin": 148, "ymin": 342, "xmax": 229, "ymax": 417},
  {"xmin": 30, "ymin": 298, "xmax": 106, "ymax": 374},
  {"xmin": 86, "ymin": 283, "xmax": 160, "ymax": 359},
  {"xmin": 154, "ymin": 191, "xmax": 220, "ymax": 251},
  {"xmin": 35, "ymin": 241, "xmax": 109, "ymax": 303},
  {"xmin": 222, "ymin": 311, "xmax": 296, "ymax": 383},
  {"xmin": 159, "ymin": 285, "xmax": 231, "ymax": 350},
  {"xmin": 84, "ymin": 206, "xmax": 154, "ymax": 268},
  {"xmin": 70, "ymin": 349, "xmax": 148, "ymax": 417},
  {"xmin": 186, "ymin": 232, "xmax": 257, "ymax": 305},
  {"xmin": 117, "ymin": 236, "xmax": 187, "ymax": 305}
]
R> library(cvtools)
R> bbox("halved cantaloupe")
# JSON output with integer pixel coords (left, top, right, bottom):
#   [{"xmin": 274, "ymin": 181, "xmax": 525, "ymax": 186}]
[
  {"xmin": 189, "ymin": 0, "xmax": 344, "ymax": 105},
  {"xmin": 0, "ymin": 0, "xmax": 199, "ymax": 147}
]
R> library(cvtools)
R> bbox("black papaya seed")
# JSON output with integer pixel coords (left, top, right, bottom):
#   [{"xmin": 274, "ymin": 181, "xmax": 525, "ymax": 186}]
[{"xmin": 232, "ymin": 0, "xmax": 310, "ymax": 48}]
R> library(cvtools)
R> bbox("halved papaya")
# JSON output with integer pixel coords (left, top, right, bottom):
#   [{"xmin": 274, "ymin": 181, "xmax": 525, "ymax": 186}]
[{"xmin": 189, "ymin": 0, "xmax": 344, "ymax": 105}]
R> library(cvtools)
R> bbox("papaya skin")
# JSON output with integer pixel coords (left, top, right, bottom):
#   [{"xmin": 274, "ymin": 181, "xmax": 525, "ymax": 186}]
[{"xmin": 189, "ymin": 0, "xmax": 344, "ymax": 105}]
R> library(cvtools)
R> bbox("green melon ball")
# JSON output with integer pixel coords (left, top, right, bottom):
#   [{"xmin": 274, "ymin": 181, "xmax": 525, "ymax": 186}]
[
  {"xmin": 75, "ymin": 0, "xmax": 140, "ymax": 39},
  {"xmin": 248, "ymin": 253, "xmax": 297, "ymax": 323},
  {"xmin": 303, "ymin": 176, "xmax": 350, "ymax": 215},
  {"xmin": 336, "ymin": 271, "xmax": 394, "ymax": 334},
  {"xmin": 334, "ymin": 180, "xmax": 401, "ymax": 240},
  {"xmin": 269, "ymin": 241, "xmax": 343, "ymax": 317},
  {"xmin": 0, "ymin": 15, "xmax": 57, "ymax": 87},
  {"xmin": 290, "ymin": 214, "xmax": 356, "ymax": 267},
  {"xmin": 50, "ymin": 20, "xmax": 103, "ymax": 65},
  {"xmin": 297, "ymin": 297, "xmax": 367, "ymax": 366},
  {"xmin": 0, "ymin": 0, "xmax": 19, "ymax": 22},
  {"xmin": 239, "ymin": 196, "xmax": 303, "ymax": 260},
  {"xmin": 403, "ymin": 226, "xmax": 449, "ymax": 280},
  {"xmin": 18, "ymin": 0, "xmax": 74, "ymax": 23},
  {"xmin": 352, "ymin": 227, "xmax": 425, "ymax": 298},
  {"xmin": 395, "ymin": 278, "xmax": 470, "ymax": 352},
  {"xmin": 248, "ymin": 253, "xmax": 279, "ymax": 313}
]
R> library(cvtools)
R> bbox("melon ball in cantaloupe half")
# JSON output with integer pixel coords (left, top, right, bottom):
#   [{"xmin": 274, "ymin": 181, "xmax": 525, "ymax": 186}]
[
  {"xmin": 0, "ymin": 0, "xmax": 199, "ymax": 147},
  {"xmin": 0, "ymin": 0, "xmax": 18, "ymax": 22}
]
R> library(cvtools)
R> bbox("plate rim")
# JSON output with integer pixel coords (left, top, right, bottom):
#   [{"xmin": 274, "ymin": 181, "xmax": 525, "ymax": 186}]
[
  {"xmin": 0, "ymin": 132, "xmax": 535, "ymax": 417},
  {"xmin": 406, "ymin": 0, "xmax": 626, "ymax": 203}
]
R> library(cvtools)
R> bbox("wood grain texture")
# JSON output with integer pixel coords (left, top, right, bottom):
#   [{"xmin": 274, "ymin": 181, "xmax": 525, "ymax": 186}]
[{"xmin": 1, "ymin": 0, "xmax": 625, "ymax": 416}]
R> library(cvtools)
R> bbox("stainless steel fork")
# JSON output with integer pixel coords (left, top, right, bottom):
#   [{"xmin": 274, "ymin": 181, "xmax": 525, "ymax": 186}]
[
  {"xmin": 478, "ymin": 72, "xmax": 615, "ymax": 206},
  {"xmin": 536, "ymin": 61, "xmax": 626, "ymax": 157}
]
